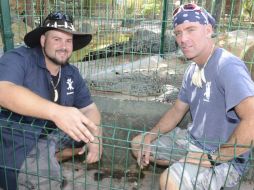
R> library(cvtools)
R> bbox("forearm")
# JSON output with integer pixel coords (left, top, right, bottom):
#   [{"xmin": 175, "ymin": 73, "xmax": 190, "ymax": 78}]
[
  {"xmin": 208, "ymin": 97, "xmax": 254, "ymax": 163},
  {"xmin": 0, "ymin": 82, "xmax": 99, "ymax": 143},
  {"xmin": 147, "ymin": 99, "xmax": 189, "ymax": 142},
  {"xmin": 0, "ymin": 81, "xmax": 59, "ymax": 121},
  {"xmin": 148, "ymin": 109, "xmax": 181, "ymax": 140},
  {"xmin": 216, "ymin": 120, "xmax": 254, "ymax": 161},
  {"xmin": 180, "ymin": 120, "xmax": 254, "ymax": 167}
]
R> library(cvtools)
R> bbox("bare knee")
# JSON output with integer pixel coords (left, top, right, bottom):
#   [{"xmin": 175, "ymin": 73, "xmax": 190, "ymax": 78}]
[{"xmin": 160, "ymin": 168, "xmax": 179, "ymax": 190}]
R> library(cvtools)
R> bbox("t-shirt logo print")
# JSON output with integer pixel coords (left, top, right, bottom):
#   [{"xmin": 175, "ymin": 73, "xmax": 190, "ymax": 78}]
[
  {"xmin": 66, "ymin": 78, "xmax": 74, "ymax": 95},
  {"xmin": 204, "ymin": 82, "xmax": 211, "ymax": 102}
]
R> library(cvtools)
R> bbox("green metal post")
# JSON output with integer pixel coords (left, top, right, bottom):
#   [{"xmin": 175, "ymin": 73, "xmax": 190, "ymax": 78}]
[
  {"xmin": 212, "ymin": 0, "xmax": 222, "ymax": 32},
  {"xmin": 228, "ymin": 0, "xmax": 236, "ymax": 31},
  {"xmin": 0, "ymin": 0, "xmax": 14, "ymax": 52},
  {"xmin": 160, "ymin": 0, "xmax": 169, "ymax": 56}
]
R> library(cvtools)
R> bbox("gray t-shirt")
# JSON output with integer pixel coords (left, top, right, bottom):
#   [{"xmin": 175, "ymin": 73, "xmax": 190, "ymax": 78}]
[{"xmin": 178, "ymin": 48, "xmax": 254, "ymax": 174}]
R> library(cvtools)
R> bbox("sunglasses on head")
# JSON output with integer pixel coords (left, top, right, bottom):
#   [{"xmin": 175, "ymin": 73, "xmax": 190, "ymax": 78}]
[
  {"xmin": 43, "ymin": 12, "xmax": 73, "ymax": 25},
  {"xmin": 173, "ymin": 3, "xmax": 202, "ymax": 17}
]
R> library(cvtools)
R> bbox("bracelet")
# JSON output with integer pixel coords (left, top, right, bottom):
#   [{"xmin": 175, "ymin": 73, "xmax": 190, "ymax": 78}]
[{"xmin": 207, "ymin": 153, "xmax": 221, "ymax": 167}]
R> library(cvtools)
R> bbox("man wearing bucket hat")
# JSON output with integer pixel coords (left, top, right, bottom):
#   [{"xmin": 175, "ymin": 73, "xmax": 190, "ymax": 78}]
[
  {"xmin": 131, "ymin": 3, "xmax": 254, "ymax": 190},
  {"xmin": 0, "ymin": 11, "xmax": 102, "ymax": 189}
]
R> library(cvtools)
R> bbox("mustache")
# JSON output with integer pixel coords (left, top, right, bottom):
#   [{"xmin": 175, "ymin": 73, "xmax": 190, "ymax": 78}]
[{"xmin": 56, "ymin": 49, "xmax": 68, "ymax": 53}]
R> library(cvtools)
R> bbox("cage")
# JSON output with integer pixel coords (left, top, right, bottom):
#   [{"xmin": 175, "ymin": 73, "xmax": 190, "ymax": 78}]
[{"xmin": 1, "ymin": 0, "xmax": 254, "ymax": 189}]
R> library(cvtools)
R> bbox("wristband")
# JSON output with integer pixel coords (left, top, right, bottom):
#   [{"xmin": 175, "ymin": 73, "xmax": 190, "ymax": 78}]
[{"xmin": 207, "ymin": 153, "xmax": 221, "ymax": 167}]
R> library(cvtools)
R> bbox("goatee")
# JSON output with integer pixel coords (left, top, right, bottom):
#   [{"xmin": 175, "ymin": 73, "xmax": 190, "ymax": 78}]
[{"xmin": 44, "ymin": 47, "xmax": 69, "ymax": 66}]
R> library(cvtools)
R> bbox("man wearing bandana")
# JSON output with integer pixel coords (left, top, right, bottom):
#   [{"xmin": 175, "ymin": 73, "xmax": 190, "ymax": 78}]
[{"xmin": 131, "ymin": 3, "xmax": 254, "ymax": 190}]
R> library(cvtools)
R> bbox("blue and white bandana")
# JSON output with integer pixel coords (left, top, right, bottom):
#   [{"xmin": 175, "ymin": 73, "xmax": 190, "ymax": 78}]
[{"xmin": 173, "ymin": 8, "xmax": 216, "ymax": 28}]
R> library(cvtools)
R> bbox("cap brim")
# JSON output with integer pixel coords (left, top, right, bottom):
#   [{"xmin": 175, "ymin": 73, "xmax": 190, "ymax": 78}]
[{"xmin": 24, "ymin": 27, "xmax": 92, "ymax": 51}]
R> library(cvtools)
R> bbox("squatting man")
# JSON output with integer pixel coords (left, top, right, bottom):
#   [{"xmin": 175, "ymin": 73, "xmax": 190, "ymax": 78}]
[
  {"xmin": 0, "ymin": 11, "xmax": 102, "ymax": 190},
  {"xmin": 131, "ymin": 3, "xmax": 254, "ymax": 190}
]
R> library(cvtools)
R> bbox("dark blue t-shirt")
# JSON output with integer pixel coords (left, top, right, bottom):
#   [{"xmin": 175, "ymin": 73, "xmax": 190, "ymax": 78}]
[{"xmin": 0, "ymin": 46, "xmax": 93, "ymax": 189}]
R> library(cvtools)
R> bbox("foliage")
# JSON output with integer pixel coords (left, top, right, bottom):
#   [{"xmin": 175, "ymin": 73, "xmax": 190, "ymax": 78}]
[
  {"xmin": 141, "ymin": 1, "xmax": 160, "ymax": 17},
  {"xmin": 242, "ymin": 0, "xmax": 254, "ymax": 19},
  {"xmin": 125, "ymin": 3, "xmax": 135, "ymax": 18}
]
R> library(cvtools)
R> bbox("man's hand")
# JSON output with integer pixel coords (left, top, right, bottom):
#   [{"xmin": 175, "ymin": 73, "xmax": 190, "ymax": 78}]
[
  {"xmin": 52, "ymin": 106, "xmax": 98, "ymax": 143},
  {"xmin": 137, "ymin": 134, "xmax": 152, "ymax": 169},
  {"xmin": 79, "ymin": 137, "xmax": 103, "ymax": 164},
  {"xmin": 55, "ymin": 137, "xmax": 102, "ymax": 163}
]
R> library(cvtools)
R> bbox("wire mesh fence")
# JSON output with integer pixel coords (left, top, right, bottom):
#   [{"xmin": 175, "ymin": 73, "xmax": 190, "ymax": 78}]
[
  {"xmin": 0, "ymin": 109, "xmax": 253, "ymax": 189},
  {"xmin": 1, "ymin": 0, "xmax": 254, "ymax": 189},
  {"xmin": 1, "ymin": 0, "xmax": 253, "ymax": 101}
]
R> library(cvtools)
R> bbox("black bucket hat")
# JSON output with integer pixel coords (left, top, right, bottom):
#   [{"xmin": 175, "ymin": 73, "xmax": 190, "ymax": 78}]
[{"xmin": 24, "ymin": 11, "xmax": 92, "ymax": 51}]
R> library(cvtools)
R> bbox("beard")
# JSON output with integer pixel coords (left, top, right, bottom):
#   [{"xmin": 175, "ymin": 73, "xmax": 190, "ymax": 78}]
[{"xmin": 43, "ymin": 47, "xmax": 70, "ymax": 66}]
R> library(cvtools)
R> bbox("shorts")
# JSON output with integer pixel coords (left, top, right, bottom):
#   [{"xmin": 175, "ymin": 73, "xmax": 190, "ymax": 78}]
[
  {"xmin": 151, "ymin": 128, "xmax": 240, "ymax": 190},
  {"xmin": 18, "ymin": 130, "xmax": 84, "ymax": 190}
]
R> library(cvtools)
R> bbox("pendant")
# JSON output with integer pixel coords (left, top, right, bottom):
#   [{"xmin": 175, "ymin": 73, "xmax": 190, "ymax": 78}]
[{"xmin": 54, "ymin": 89, "xmax": 58, "ymax": 102}]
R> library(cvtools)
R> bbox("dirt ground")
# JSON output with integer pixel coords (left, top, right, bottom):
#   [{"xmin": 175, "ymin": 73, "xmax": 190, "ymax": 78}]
[
  {"xmin": 61, "ymin": 161, "xmax": 254, "ymax": 190},
  {"xmin": 62, "ymin": 161, "xmax": 161, "ymax": 190}
]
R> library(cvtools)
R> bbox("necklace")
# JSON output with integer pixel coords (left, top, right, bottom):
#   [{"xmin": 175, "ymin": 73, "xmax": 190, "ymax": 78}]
[
  {"xmin": 50, "ymin": 67, "xmax": 61, "ymax": 102},
  {"xmin": 191, "ymin": 45, "xmax": 215, "ymax": 88}
]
